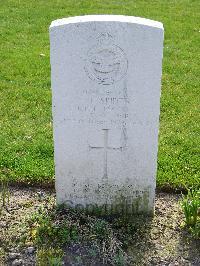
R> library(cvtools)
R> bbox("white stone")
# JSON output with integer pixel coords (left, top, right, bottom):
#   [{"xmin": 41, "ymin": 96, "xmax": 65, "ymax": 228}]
[
  {"xmin": 11, "ymin": 259, "xmax": 23, "ymax": 266},
  {"xmin": 8, "ymin": 253, "xmax": 20, "ymax": 260},
  {"xmin": 26, "ymin": 247, "xmax": 35, "ymax": 254},
  {"xmin": 50, "ymin": 15, "xmax": 164, "ymax": 215}
]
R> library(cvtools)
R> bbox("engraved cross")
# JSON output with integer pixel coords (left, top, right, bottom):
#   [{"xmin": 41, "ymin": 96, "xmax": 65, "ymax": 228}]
[{"xmin": 89, "ymin": 129, "xmax": 125, "ymax": 181}]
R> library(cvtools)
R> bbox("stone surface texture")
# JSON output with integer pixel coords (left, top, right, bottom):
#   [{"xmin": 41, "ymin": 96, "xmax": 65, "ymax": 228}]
[{"xmin": 50, "ymin": 15, "xmax": 164, "ymax": 214}]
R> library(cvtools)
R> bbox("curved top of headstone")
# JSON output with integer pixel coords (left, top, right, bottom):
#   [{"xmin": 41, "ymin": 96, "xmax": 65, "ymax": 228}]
[{"xmin": 50, "ymin": 15, "xmax": 163, "ymax": 30}]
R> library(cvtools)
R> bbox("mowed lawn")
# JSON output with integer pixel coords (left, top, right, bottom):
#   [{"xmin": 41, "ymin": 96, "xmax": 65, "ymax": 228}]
[{"xmin": 0, "ymin": 0, "xmax": 199, "ymax": 189}]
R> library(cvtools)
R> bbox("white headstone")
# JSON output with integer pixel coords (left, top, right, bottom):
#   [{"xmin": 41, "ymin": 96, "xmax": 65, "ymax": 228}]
[{"xmin": 50, "ymin": 15, "xmax": 164, "ymax": 215}]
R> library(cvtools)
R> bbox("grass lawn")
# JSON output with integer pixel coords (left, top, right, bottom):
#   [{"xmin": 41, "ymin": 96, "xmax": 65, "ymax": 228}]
[{"xmin": 0, "ymin": 0, "xmax": 199, "ymax": 189}]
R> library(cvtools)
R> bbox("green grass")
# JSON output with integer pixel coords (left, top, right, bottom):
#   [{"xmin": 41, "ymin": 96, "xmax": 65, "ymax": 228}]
[{"xmin": 0, "ymin": 0, "xmax": 199, "ymax": 189}]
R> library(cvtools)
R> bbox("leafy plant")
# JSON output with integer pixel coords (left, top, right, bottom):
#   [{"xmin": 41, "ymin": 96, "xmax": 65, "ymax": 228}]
[
  {"xmin": 36, "ymin": 247, "xmax": 63, "ymax": 266},
  {"xmin": 114, "ymin": 251, "xmax": 127, "ymax": 266},
  {"xmin": 181, "ymin": 188, "xmax": 200, "ymax": 238},
  {"xmin": 25, "ymin": 203, "xmax": 132, "ymax": 265},
  {"xmin": 91, "ymin": 220, "xmax": 110, "ymax": 239},
  {"xmin": 181, "ymin": 189, "xmax": 200, "ymax": 226},
  {"xmin": 189, "ymin": 221, "xmax": 200, "ymax": 239},
  {"xmin": 27, "ymin": 206, "xmax": 79, "ymax": 247}
]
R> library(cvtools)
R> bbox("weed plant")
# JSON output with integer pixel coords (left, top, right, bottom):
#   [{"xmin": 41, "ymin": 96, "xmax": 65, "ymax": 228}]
[
  {"xmin": 25, "ymin": 204, "xmax": 130, "ymax": 265},
  {"xmin": 181, "ymin": 188, "xmax": 200, "ymax": 238},
  {"xmin": 36, "ymin": 247, "xmax": 63, "ymax": 266}
]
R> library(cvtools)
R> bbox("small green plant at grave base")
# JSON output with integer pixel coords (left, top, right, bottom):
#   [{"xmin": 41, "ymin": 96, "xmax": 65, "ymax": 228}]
[
  {"xmin": 34, "ymin": 217, "xmax": 71, "ymax": 246},
  {"xmin": 0, "ymin": 176, "xmax": 10, "ymax": 208},
  {"xmin": 25, "ymin": 203, "xmax": 132, "ymax": 265},
  {"xmin": 36, "ymin": 247, "xmax": 63, "ymax": 266},
  {"xmin": 114, "ymin": 251, "xmax": 128, "ymax": 266},
  {"xmin": 26, "ymin": 205, "xmax": 79, "ymax": 248},
  {"xmin": 181, "ymin": 188, "xmax": 200, "ymax": 226},
  {"xmin": 180, "ymin": 188, "xmax": 200, "ymax": 238},
  {"xmin": 75, "ymin": 255, "xmax": 83, "ymax": 264},
  {"xmin": 190, "ymin": 221, "xmax": 200, "ymax": 239},
  {"xmin": 91, "ymin": 220, "xmax": 110, "ymax": 239}
]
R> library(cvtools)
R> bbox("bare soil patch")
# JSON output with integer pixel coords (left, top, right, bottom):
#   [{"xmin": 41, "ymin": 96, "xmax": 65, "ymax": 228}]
[{"xmin": 0, "ymin": 187, "xmax": 199, "ymax": 265}]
